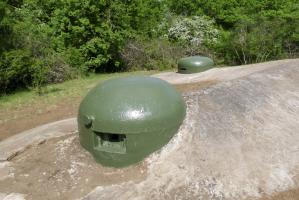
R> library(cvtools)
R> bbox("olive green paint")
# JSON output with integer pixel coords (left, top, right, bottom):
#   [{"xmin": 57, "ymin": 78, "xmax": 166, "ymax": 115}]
[
  {"xmin": 178, "ymin": 56, "xmax": 214, "ymax": 74},
  {"xmin": 78, "ymin": 76, "xmax": 186, "ymax": 167}
]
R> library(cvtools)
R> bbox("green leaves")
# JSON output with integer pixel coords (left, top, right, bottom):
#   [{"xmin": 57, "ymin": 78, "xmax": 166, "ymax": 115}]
[
  {"xmin": 0, "ymin": 49, "xmax": 33, "ymax": 93},
  {"xmin": 47, "ymin": 0, "xmax": 164, "ymax": 71},
  {"xmin": 218, "ymin": 15, "xmax": 297, "ymax": 65},
  {"xmin": 1, "ymin": 0, "xmax": 298, "ymax": 94},
  {"xmin": 168, "ymin": 16, "xmax": 220, "ymax": 47}
]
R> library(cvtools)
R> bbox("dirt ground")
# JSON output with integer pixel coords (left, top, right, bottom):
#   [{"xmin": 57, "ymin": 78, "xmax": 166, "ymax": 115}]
[
  {"xmin": 259, "ymin": 190, "xmax": 299, "ymax": 200},
  {"xmin": 0, "ymin": 97, "xmax": 79, "ymax": 141},
  {"xmin": 0, "ymin": 97, "xmax": 80, "ymax": 141},
  {"xmin": 0, "ymin": 134, "xmax": 147, "ymax": 200}
]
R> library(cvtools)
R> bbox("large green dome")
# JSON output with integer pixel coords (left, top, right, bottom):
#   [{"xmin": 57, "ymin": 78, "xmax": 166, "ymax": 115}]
[{"xmin": 78, "ymin": 76, "xmax": 186, "ymax": 167}]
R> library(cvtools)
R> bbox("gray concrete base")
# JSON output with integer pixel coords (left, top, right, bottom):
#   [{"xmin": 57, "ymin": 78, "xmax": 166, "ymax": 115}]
[
  {"xmin": 0, "ymin": 118, "xmax": 77, "ymax": 161},
  {"xmin": 83, "ymin": 59, "xmax": 299, "ymax": 200},
  {"xmin": 0, "ymin": 192, "xmax": 25, "ymax": 200},
  {"xmin": 153, "ymin": 59, "xmax": 298, "ymax": 84}
]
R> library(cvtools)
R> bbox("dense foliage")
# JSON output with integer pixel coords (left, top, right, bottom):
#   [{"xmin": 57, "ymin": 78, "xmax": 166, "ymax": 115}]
[{"xmin": 0, "ymin": 0, "xmax": 298, "ymax": 94}]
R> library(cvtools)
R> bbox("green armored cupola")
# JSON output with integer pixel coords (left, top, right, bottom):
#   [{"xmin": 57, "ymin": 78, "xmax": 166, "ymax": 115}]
[
  {"xmin": 178, "ymin": 56, "xmax": 214, "ymax": 74},
  {"xmin": 78, "ymin": 76, "xmax": 186, "ymax": 167}
]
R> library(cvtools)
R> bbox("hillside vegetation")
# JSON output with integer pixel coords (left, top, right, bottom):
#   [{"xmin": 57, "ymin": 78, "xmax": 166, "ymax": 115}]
[{"xmin": 0, "ymin": 0, "xmax": 298, "ymax": 94}]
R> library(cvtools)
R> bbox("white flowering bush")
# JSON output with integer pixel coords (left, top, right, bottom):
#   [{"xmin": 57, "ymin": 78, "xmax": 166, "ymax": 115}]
[{"xmin": 168, "ymin": 16, "xmax": 219, "ymax": 47}]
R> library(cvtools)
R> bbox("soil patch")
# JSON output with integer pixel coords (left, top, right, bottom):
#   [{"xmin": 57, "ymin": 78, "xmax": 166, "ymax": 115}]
[
  {"xmin": 264, "ymin": 189, "xmax": 299, "ymax": 200},
  {"xmin": 0, "ymin": 134, "xmax": 147, "ymax": 200},
  {"xmin": 174, "ymin": 80, "xmax": 217, "ymax": 93},
  {"xmin": 0, "ymin": 97, "xmax": 81, "ymax": 141}
]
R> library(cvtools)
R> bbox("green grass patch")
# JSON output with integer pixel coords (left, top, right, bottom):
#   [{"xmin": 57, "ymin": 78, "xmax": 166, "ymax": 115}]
[{"xmin": 0, "ymin": 71, "xmax": 156, "ymax": 110}]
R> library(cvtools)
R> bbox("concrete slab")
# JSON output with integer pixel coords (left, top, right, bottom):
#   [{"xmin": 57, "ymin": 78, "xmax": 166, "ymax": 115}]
[
  {"xmin": 153, "ymin": 59, "xmax": 299, "ymax": 85},
  {"xmin": 0, "ymin": 193, "xmax": 25, "ymax": 200},
  {"xmin": 0, "ymin": 118, "xmax": 77, "ymax": 161},
  {"xmin": 83, "ymin": 60, "xmax": 299, "ymax": 200}
]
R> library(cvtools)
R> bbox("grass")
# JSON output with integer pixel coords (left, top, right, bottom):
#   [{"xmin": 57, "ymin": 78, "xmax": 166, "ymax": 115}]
[
  {"xmin": 0, "ymin": 70, "xmax": 162, "ymax": 140},
  {"xmin": 0, "ymin": 70, "xmax": 157, "ymax": 110}
]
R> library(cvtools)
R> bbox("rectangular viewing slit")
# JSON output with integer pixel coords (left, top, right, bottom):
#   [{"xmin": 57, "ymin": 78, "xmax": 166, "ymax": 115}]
[
  {"xmin": 180, "ymin": 68, "xmax": 187, "ymax": 70},
  {"xmin": 93, "ymin": 132, "xmax": 126, "ymax": 154}
]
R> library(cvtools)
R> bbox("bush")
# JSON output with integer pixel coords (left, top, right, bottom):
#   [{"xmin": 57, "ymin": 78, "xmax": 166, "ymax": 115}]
[
  {"xmin": 120, "ymin": 38, "xmax": 186, "ymax": 71},
  {"xmin": 0, "ymin": 49, "xmax": 77, "ymax": 95},
  {"xmin": 1, "ymin": 0, "xmax": 299, "ymax": 95},
  {"xmin": 166, "ymin": 15, "xmax": 221, "ymax": 60},
  {"xmin": 60, "ymin": 48, "xmax": 87, "ymax": 75},
  {"xmin": 167, "ymin": 16, "xmax": 220, "ymax": 46},
  {"xmin": 46, "ymin": 54, "xmax": 77, "ymax": 84},
  {"xmin": 0, "ymin": 49, "xmax": 34, "ymax": 94},
  {"xmin": 217, "ymin": 16, "xmax": 299, "ymax": 65}
]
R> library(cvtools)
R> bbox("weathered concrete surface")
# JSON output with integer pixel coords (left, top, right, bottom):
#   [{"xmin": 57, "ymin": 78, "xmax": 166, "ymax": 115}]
[
  {"xmin": 153, "ymin": 59, "xmax": 298, "ymax": 85},
  {"xmin": 0, "ymin": 193, "xmax": 25, "ymax": 200},
  {"xmin": 0, "ymin": 118, "xmax": 76, "ymax": 161},
  {"xmin": 0, "ymin": 135, "xmax": 147, "ymax": 200},
  {"xmin": 84, "ymin": 60, "xmax": 299, "ymax": 200},
  {"xmin": 0, "ymin": 59, "xmax": 299, "ymax": 200}
]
